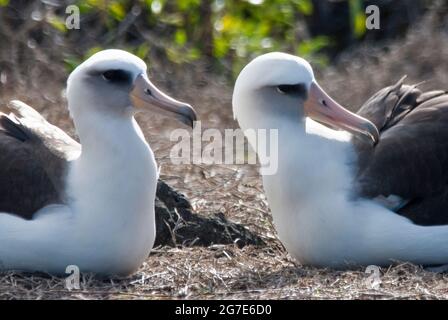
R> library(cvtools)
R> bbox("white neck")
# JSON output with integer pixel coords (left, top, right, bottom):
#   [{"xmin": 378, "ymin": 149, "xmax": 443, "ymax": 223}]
[
  {"xmin": 68, "ymin": 109, "xmax": 156, "ymax": 219},
  {"xmin": 66, "ymin": 109, "xmax": 157, "ymax": 272},
  {"xmin": 261, "ymin": 117, "xmax": 448, "ymax": 268}
]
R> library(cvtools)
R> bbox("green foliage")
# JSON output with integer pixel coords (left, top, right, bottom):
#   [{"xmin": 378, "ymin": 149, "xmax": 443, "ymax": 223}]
[
  {"xmin": 63, "ymin": 46, "xmax": 103, "ymax": 72},
  {"xmin": 349, "ymin": 0, "xmax": 366, "ymax": 38},
  {"xmin": 297, "ymin": 36, "xmax": 331, "ymax": 68},
  {"xmin": 42, "ymin": 0, "xmax": 370, "ymax": 76},
  {"xmin": 208, "ymin": 0, "xmax": 320, "ymax": 75},
  {"xmin": 108, "ymin": 1, "xmax": 127, "ymax": 21},
  {"xmin": 47, "ymin": 15, "xmax": 67, "ymax": 33}
]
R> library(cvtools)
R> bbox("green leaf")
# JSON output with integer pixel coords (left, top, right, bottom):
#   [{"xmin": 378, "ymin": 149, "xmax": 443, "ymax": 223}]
[
  {"xmin": 85, "ymin": 46, "xmax": 103, "ymax": 58},
  {"xmin": 166, "ymin": 47, "xmax": 183, "ymax": 64},
  {"xmin": 297, "ymin": 36, "xmax": 330, "ymax": 56},
  {"xmin": 108, "ymin": 1, "xmax": 126, "ymax": 21},
  {"xmin": 186, "ymin": 47, "xmax": 200, "ymax": 60},
  {"xmin": 295, "ymin": 0, "xmax": 313, "ymax": 16},
  {"xmin": 135, "ymin": 43, "xmax": 150, "ymax": 60},
  {"xmin": 349, "ymin": 0, "xmax": 366, "ymax": 38},
  {"xmin": 0, "ymin": 0, "xmax": 10, "ymax": 7},
  {"xmin": 353, "ymin": 12, "xmax": 366, "ymax": 38},
  {"xmin": 176, "ymin": 0, "xmax": 200, "ymax": 11},
  {"xmin": 213, "ymin": 37, "xmax": 230, "ymax": 58},
  {"xmin": 63, "ymin": 57, "xmax": 82, "ymax": 73},
  {"xmin": 174, "ymin": 29, "xmax": 187, "ymax": 45},
  {"xmin": 86, "ymin": 0, "xmax": 106, "ymax": 9},
  {"xmin": 48, "ymin": 16, "xmax": 67, "ymax": 33}
]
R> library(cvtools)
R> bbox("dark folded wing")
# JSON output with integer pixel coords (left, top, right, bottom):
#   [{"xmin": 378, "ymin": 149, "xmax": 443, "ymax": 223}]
[
  {"xmin": 354, "ymin": 79, "xmax": 448, "ymax": 225},
  {"xmin": 0, "ymin": 100, "xmax": 80, "ymax": 219}
]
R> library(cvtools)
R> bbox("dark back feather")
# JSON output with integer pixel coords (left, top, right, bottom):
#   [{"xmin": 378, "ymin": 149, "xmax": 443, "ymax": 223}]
[
  {"xmin": 0, "ymin": 101, "xmax": 80, "ymax": 219},
  {"xmin": 354, "ymin": 79, "xmax": 448, "ymax": 225}
]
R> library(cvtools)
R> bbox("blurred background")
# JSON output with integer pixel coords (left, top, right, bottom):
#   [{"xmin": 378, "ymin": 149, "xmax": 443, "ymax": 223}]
[
  {"xmin": 0, "ymin": 0, "xmax": 448, "ymax": 196},
  {"xmin": 0, "ymin": 0, "xmax": 446, "ymax": 89}
]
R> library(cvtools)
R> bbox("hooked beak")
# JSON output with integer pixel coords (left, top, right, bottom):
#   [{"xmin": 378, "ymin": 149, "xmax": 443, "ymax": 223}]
[
  {"xmin": 130, "ymin": 74, "xmax": 197, "ymax": 128},
  {"xmin": 304, "ymin": 81, "xmax": 379, "ymax": 145}
]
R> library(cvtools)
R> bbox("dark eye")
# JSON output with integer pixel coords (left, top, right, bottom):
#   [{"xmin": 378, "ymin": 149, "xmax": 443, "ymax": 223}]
[
  {"xmin": 102, "ymin": 70, "xmax": 131, "ymax": 83},
  {"xmin": 277, "ymin": 84, "xmax": 306, "ymax": 97}
]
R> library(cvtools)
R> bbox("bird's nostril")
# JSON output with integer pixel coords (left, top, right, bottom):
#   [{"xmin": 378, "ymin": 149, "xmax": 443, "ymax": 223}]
[{"xmin": 145, "ymin": 89, "xmax": 152, "ymax": 96}]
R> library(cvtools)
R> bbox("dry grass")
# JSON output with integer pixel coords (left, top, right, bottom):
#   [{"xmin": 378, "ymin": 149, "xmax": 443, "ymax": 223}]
[
  {"xmin": 2, "ymin": 248, "xmax": 448, "ymax": 299},
  {"xmin": 1, "ymin": 8, "xmax": 448, "ymax": 300}
]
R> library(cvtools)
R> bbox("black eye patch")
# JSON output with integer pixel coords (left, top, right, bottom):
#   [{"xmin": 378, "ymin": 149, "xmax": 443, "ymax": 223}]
[
  {"xmin": 101, "ymin": 69, "xmax": 132, "ymax": 83},
  {"xmin": 277, "ymin": 84, "xmax": 307, "ymax": 97}
]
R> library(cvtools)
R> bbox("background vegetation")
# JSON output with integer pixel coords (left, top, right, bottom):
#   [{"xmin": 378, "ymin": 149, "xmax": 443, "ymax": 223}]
[{"xmin": 0, "ymin": 0, "xmax": 433, "ymax": 87}]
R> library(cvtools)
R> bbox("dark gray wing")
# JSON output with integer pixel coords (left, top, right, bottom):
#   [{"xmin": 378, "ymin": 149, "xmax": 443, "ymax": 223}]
[
  {"xmin": 0, "ymin": 100, "xmax": 81, "ymax": 219},
  {"xmin": 354, "ymin": 79, "xmax": 448, "ymax": 225}
]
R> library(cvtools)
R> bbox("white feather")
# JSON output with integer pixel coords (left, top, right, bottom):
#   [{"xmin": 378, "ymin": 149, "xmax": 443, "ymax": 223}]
[{"xmin": 233, "ymin": 52, "xmax": 448, "ymax": 268}]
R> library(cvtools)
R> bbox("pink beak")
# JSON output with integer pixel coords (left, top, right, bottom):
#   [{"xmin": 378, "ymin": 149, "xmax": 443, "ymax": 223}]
[{"xmin": 304, "ymin": 81, "xmax": 379, "ymax": 144}]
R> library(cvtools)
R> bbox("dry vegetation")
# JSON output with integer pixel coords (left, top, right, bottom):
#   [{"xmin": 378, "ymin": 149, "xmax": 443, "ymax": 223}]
[{"xmin": 1, "ymin": 8, "xmax": 448, "ymax": 300}]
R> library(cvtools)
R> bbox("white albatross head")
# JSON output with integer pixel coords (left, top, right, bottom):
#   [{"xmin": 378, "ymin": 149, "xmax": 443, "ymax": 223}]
[
  {"xmin": 232, "ymin": 52, "xmax": 378, "ymax": 144},
  {"xmin": 66, "ymin": 49, "xmax": 197, "ymax": 128}
]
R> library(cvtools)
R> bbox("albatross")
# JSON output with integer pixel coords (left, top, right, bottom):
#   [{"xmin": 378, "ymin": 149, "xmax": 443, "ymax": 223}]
[
  {"xmin": 233, "ymin": 52, "xmax": 448, "ymax": 268},
  {"xmin": 0, "ymin": 49, "xmax": 196, "ymax": 275}
]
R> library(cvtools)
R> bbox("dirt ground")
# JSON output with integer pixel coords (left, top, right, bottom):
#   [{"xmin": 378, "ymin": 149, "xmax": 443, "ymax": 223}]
[{"xmin": 2, "ymin": 10, "xmax": 448, "ymax": 300}]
